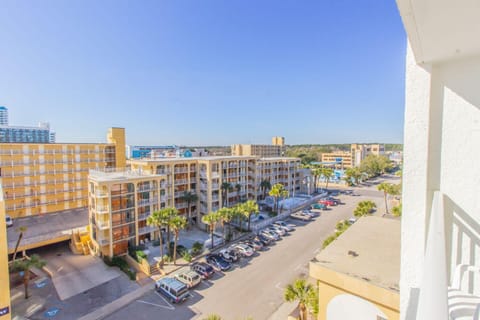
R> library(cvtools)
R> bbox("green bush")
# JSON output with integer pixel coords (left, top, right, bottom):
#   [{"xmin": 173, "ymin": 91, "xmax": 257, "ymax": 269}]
[
  {"xmin": 191, "ymin": 241, "xmax": 204, "ymax": 256},
  {"xmin": 136, "ymin": 250, "xmax": 147, "ymax": 261},
  {"xmin": 182, "ymin": 251, "xmax": 192, "ymax": 262},
  {"xmin": 104, "ymin": 256, "xmax": 136, "ymax": 281},
  {"xmin": 322, "ymin": 235, "xmax": 337, "ymax": 249}
]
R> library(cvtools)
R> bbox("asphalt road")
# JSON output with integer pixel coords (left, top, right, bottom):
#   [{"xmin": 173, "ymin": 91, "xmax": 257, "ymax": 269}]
[{"xmin": 105, "ymin": 187, "xmax": 386, "ymax": 320}]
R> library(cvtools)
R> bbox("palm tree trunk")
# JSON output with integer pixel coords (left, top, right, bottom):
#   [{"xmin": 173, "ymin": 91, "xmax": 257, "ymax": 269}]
[
  {"xmin": 12, "ymin": 232, "xmax": 24, "ymax": 261},
  {"xmin": 187, "ymin": 201, "xmax": 191, "ymax": 227},
  {"xmin": 173, "ymin": 233, "xmax": 178, "ymax": 265},
  {"xmin": 158, "ymin": 228, "xmax": 164, "ymax": 267},
  {"xmin": 299, "ymin": 302, "xmax": 307, "ymax": 320},
  {"xmin": 23, "ymin": 269, "xmax": 30, "ymax": 299},
  {"xmin": 247, "ymin": 214, "xmax": 251, "ymax": 231},
  {"xmin": 167, "ymin": 226, "xmax": 171, "ymax": 255},
  {"xmin": 384, "ymin": 191, "xmax": 389, "ymax": 214},
  {"xmin": 325, "ymin": 178, "xmax": 329, "ymax": 190},
  {"xmin": 210, "ymin": 228, "xmax": 214, "ymax": 249}
]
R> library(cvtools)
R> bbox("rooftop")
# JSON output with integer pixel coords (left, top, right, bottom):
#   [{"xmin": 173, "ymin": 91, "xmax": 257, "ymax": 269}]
[
  {"xmin": 89, "ymin": 169, "xmax": 164, "ymax": 182},
  {"xmin": 312, "ymin": 216, "xmax": 400, "ymax": 292}
]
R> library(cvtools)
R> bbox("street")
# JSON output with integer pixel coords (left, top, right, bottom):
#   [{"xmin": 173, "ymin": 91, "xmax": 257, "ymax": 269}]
[{"xmin": 105, "ymin": 185, "xmax": 387, "ymax": 320}]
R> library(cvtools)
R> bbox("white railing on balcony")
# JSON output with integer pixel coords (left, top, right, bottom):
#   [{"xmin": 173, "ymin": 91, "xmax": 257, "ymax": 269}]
[
  {"xmin": 416, "ymin": 191, "xmax": 449, "ymax": 320},
  {"xmin": 96, "ymin": 220, "xmax": 110, "ymax": 230}
]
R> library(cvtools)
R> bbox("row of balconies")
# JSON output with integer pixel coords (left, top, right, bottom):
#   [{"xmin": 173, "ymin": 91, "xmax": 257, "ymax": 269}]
[
  {"xmin": 1, "ymin": 168, "xmax": 90, "ymax": 177},
  {"xmin": 5, "ymin": 196, "xmax": 85, "ymax": 210},
  {"xmin": 0, "ymin": 158, "xmax": 107, "ymax": 166},
  {"xmin": 0, "ymin": 149, "xmax": 114, "ymax": 156},
  {"xmin": 1, "ymin": 178, "xmax": 86, "ymax": 188},
  {"xmin": 4, "ymin": 187, "xmax": 84, "ymax": 199}
]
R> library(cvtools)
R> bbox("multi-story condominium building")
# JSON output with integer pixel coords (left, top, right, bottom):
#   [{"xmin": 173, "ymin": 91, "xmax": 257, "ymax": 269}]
[
  {"xmin": 0, "ymin": 127, "xmax": 125, "ymax": 218},
  {"xmin": 321, "ymin": 151, "xmax": 353, "ymax": 169},
  {"xmin": 397, "ymin": 2, "xmax": 480, "ymax": 319},
  {"xmin": 89, "ymin": 156, "xmax": 302, "ymax": 257},
  {"xmin": 0, "ymin": 106, "xmax": 8, "ymax": 125},
  {"xmin": 0, "ymin": 107, "xmax": 57, "ymax": 143},
  {"xmin": 351, "ymin": 143, "xmax": 385, "ymax": 167}
]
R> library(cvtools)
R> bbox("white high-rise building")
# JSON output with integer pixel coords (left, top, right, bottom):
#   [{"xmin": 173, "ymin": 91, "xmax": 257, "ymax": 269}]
[{"xmin": 0, "ymin": 106, "xmax": 8, "ymax": 126}]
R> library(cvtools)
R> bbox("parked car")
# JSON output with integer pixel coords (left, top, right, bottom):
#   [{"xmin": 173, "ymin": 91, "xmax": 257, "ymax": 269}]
[
  {"xmin": 232, "ymin": 243, "xmax": 255, "ymax": 257},
  {"xmin": 218, "ymin": 248, "xmax": 239, "ymax": 263},
  {"xmin": 174, "ymin": 269, "xmax": 202, "ymax": 288},
  {"xmin": 302, "ymin": 209, "xmax": 319, "ymax": 218},
  {"xmin": 273, "ymin": 220, "xmax": 295, "ymax": 232},
  {"xmin": 191, "ymin": 262, "xmax": 215, "ymax": 279},
  {"xmin": 254, "ymin": 234, "xmax": 273, "ymax": 246},
  {"xmin": 348, "ymin": 218, "xmax": 357, "ymax": 225},
  {"xmin": 241, "ymin": 239, "xmax": 263, "ymax": 251},
  {"xmin": 290, "ymin": 211, "xmax": 312, "ymax": 221},
  {"xmin": 206, "ymin": 254, "xmax": 232, "ymax": 271},
  {"xmin": 155, "ymin": 277, "xmax": 190, "ymax": 303},
  {"xmin": 311, "ymin": 203, "xmax": 327, "ymax": 210},
  {"xmin": 266, "ymin": 225, "xmax": 286, "ymax": 236},
  {"xmin": 329, "ymin": 191, "xmax": 339, "ymax": 197},
  {"xmin": 319, "ymin": 199, "xmax": 336, "ymax": 206},
  {"xmin": 259, "ymin": 229, "xmax": 281, "ymax": 241},
  {"xmin": 5, "ymin": 215, "xmax": 13, "ymax": 228}
]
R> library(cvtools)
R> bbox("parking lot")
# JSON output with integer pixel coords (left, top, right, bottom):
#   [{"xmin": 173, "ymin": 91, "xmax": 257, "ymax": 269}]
[{"xmin": 105, "ymin": 187, "xmax": 386, "ymax": 320}]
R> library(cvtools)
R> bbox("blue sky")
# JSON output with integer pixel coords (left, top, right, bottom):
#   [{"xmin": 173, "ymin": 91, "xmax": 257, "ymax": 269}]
[{"xmin": 0, "ymin": 1, "xmax": 406, "ymax": 146}]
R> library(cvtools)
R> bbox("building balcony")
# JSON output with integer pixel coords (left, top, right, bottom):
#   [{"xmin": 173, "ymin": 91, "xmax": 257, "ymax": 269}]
[
  {"xmin": 174, "ymin": 179, "xmax": 188, "ymax": 186},
  {"xmin": 138, "ymin": 226, "xmax": 155, "ymax": 235},
  {"xmin": 96, "ymin": 220, "xmax": 110, "ymax": 230}
]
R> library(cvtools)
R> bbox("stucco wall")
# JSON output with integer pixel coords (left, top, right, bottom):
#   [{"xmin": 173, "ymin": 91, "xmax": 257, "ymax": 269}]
[{"xmin": 400, "ymin": 42, "xmax": 480, "ymax": 318}]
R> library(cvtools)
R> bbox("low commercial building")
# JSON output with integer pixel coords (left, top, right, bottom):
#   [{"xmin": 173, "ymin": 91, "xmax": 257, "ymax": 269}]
[
  {"xmin": 309, "ymin": 216, "xmax": 400, "ymax": 320},
  {"xmin": 321, "ymin": 151, "xmax": 353, "ymax": 169}
]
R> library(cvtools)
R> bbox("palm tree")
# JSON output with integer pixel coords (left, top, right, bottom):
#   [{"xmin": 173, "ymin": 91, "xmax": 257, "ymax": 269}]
[
  {"xmin": 353, "ymin": 200, "xmax": 377, "ymax": 217},
  {"xmin": 169, "ymin": 215, "xmax": 187, "ymax": 265},
  {"xmin": 269, "ymin": 183, "xmax": 288, "ymax": 215},
  {"xmin": 377, "ymin": 183, "xmax": 400, "ymax": 215},
  {"xmin": 217, "ymin": 207, "xmax": 234, "ymax": 241},
  {"xmin": 319, "ymin": 166, "xmax": 334, "ymax": 189},
  {"xmin": 235, "ymin": 183, "xmax": 242, "ymax": 203},
  {"xmin": 12, "ymin": 254, "xmax": 46, "ymax": 299},
  {"xmin": 311, "ymin": 167, "xmax": 322, "ymax": 193},
  {"xmin": 284, "ymin": 278, "xmax": 315, "ymax": 320},
  {"xmin": 147, "ymin": 208, "xmax": 176, "ymax": 266},
  {"xmin": 202, "ymin": 212, "xmax": 220, "ymax": 249},
  {"xmin": 239, "ymin": 200, "xmax": 259, "ymax": 231},
  {"xmin": 12, "ymin": 226, "xmax": 27, "ymax": 261},
  {"xmin": 180, "ymin": 190, "xmax": 198, "ymax": 226},
  {"xmin": 259, "ymin": 180, "xmax": 271, "ymax": 200},
  {"xmin": 221, "ymin": 182, "xmax": 232, "ymax": 207}
]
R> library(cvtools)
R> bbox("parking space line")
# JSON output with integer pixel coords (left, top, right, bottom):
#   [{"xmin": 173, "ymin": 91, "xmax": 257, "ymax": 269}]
[
  {"xmin": 275, "ymin": 282, "xmax": 284, "ymax": 291},
  {"xmin": 154, "ymin": 291, "xmax": 175, "ymax": 310},
  {"xmin": 137, "ymin": 299, "xmax": 175, "ymax": 311}
]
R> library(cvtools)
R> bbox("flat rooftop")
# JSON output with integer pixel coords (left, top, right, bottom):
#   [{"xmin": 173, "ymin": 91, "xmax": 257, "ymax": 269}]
[
  {"xmin": 7, "ymin": 207, "xmax": 88, "ymax": 253},
  {"xmin": 313, "ymin": 216, "xmax": 400, "ymax": 292},
  {"xmin": 127, "ymin": 155, "xmax": 299, "ymax": 162},
  {"xmin": 89, "ymin": 169, "xmax": 163, "ymax": 182}
]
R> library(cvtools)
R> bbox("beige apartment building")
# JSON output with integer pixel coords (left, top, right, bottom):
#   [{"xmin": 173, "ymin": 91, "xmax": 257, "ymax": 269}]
[
  {"xmin": 231, "ymin": 136, "xmax": 285, "ymax": 158},
  {"xmin": 309, "ymin": 216, "xmax": 400, "ymax": 320},
  {"xmin": 90, "ymin": 156, "xmax": 303, "ymax": 257},
  {"xmin": 351, "ymin": 143, "xmax": 385, "ymax": 167},
  {"xmin": 0, "ymin": 127, "xmax": 125, "ymax": 219},
  {"xmin": 321, "ymin": 151, "xmax": 353, "ymax": 169}
]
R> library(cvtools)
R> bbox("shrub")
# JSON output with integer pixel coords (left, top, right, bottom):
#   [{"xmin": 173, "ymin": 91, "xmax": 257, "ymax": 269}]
[
  {"xmin": 151, "ymin": 239, "xmax": 160, "ymax": 247},
  {"xmin": 322, "ymin": 235, "xmax": 337, "ymax": 249},
  {"xmin": 182, "ymin": 251, "xmax": 192, "ymax": 262},
  {"xmin": 104, "ymin": 256, "xmax": 136, "ymax": 281},
  {"xmin": 191, "ymin": 241, "xmax": 204, "ymax": 256},
  {"xmin": 136, "ymin": 250, "xmax": 147, "ymax": 261}
]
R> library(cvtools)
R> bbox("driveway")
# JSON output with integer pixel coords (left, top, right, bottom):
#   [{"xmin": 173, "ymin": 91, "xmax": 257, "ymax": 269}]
[{"xmin": 31, "ymin": 242, "xmax": 122, "ymax": 300}]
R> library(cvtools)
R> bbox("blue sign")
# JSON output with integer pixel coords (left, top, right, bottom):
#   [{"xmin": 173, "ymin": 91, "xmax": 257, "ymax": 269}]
[
  {"xmin": 0, "ymin": 307, "xmax": 9, "ymax": 316},
  {"xmin": 36, "ymin": 281, "xmax": 46, "ymax": 288},
  {"xmin": 44, "ymin": 307, "xmax": 60, "ymax": 318}
]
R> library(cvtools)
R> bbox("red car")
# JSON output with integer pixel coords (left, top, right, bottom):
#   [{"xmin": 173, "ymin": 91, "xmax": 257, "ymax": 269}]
[{"xmin": 319, "ymin": 199, "xmax": 336, "ymax": 206}]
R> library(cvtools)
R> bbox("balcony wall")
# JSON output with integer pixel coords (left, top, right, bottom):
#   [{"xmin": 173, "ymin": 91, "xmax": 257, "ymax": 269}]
[{"xmin": 400, "ymin": 41, "xmax": 480, "ymax": 319}]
